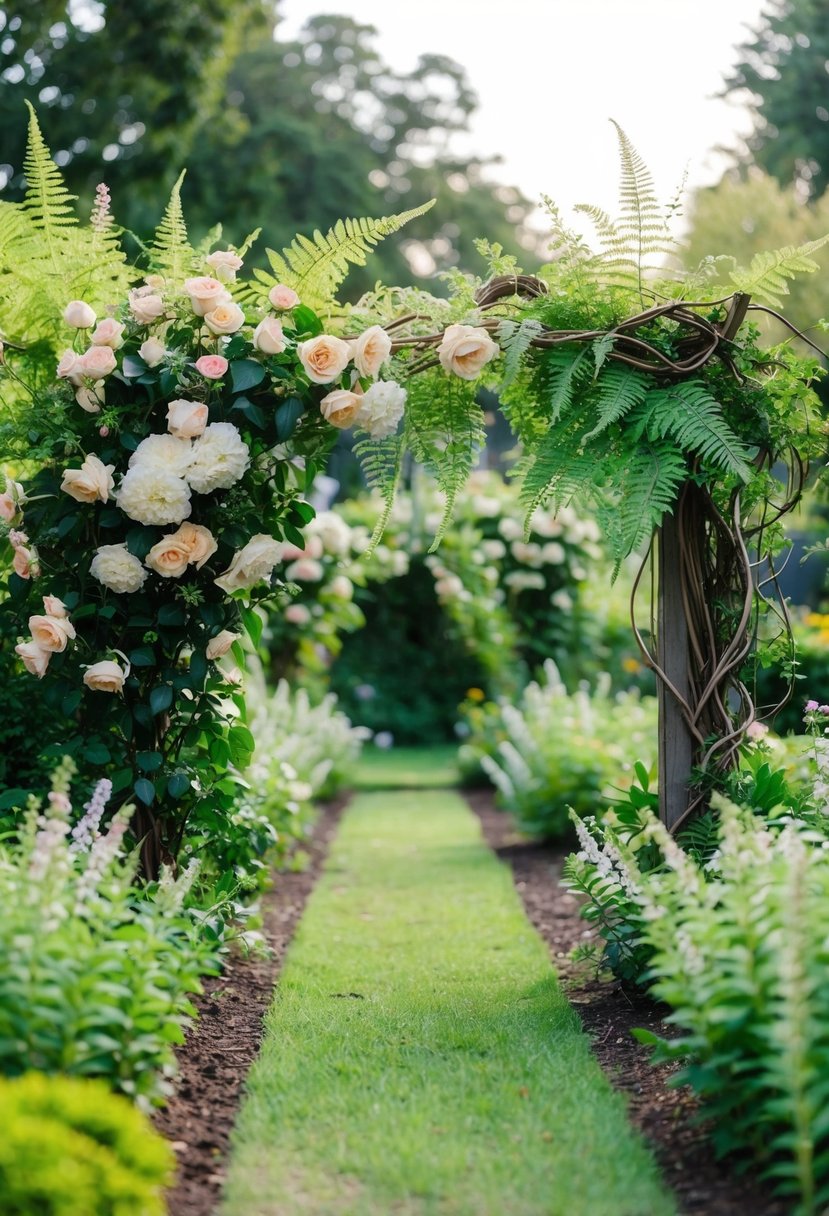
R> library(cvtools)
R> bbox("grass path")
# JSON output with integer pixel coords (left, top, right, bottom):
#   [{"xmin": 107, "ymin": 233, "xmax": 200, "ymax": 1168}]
[{"xmin": 221, "ymin": 789, "xmax": 674, "ymax": 1215}]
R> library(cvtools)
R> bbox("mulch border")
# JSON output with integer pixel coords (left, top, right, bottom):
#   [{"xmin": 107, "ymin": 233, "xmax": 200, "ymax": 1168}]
[
  {"xmin": 466, "ymin": 787, "xmax": 786, "ymax": 1216},
  {"xmin": 152, "ymin": 795, "xmax": 347, "ymax": 1216}
]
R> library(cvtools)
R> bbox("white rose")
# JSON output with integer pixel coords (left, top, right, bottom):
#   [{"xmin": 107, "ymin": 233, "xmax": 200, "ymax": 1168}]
[
  {"xmin": 117, "ymin": 467, "xmax": 192, "ymax": 526},
  {"xmin": 355, "ymin": 380, "xmax": 406, "ymax": 440},
  {"xmin": 129, "ymin": 290, "xmax": 165, "ymax": 325},
  {"xmin": 15, "ymin": 640, "xmax": 50, "ymax": 677},
  {"xmin": 139, "ymin": 337, "xmax": 167, "ymax": 367},
  {"xmin": 541, "ymin": 542, "xmax": 566, "ymax": 565},
  {"xmin": 129, "ymin": 433, "xmax": 194, "ymax": 478},
  {"xmin": 187, "ymin": 423, "xmax": 249, "ymax": 494},
  {"xmin": 205, "ymin": 250, "xmax": 244, "ymax": 282},
  {"xmin": 215, "ymin": 533, "xmax": 282, "ymax": 594},
  {"xmin": 203, "ymin": 301, "xmax": 245, "ymax": 335},
  {"xmin": 29, "ymin": 613, "xmax": 76, "ymax": 653},
  {"xmin": 206, "ymin": 629, "xmax": 239, "ymax": 660},
  {"xmin": 83, "ymin": 660, "xmax": 127, "ymax": 694},
  {"xmin": 90, "ymin": 317, "xmax": 125, "ymax": 349},
  {"xmin": 167, "ymin": 399, "xmax": 208, "ymax": 440},
  {"xmin": 183, "ymin": 276, "xmax": 230, "ymax": 316},
  {"xmin": 61, "ymin": 454, "xmax": 115, "ymax": 504},
  {"xmin": 253, "ymin": 316, "xmax": 286, "ymax": 355},
  {"xmin": 297, "ymin": 334, "xmax": 351, "ymax": 384},
  {"xmin": 437, "ymin": 323, "xmax": 499, "ymax": 380},
  {"xmin": 481, "ymin": 539, "xmax": 506, "ymax": 560},
  {"xmin": 351, "ymin": 325, "xmax": 392, "ymax": 379},
  {"xmin": 90, "ymin": 544, "xmax": 149, "ymax": 593},
  {"xmin": 63, "ymin": 300, "xmax": 96, "ymax": 329}
]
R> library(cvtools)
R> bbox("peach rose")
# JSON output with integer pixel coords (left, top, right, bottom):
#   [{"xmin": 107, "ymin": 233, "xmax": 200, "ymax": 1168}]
[
  {"xmin": 60, "ymin": 454, "xmax": 115, "ymax": 504},
  {"xmin": 203, "ymin": 301, "xmax": 245, "ymax": 335},
  {"xmin": 0, "ymin": 480, "xmax": 25, "ymax": 522},
  {"xmin": 206, "ymin": 630, "xmax": 239, "ymax": 660},
  {"xmin": 139, "ymin": 337, "xmax": 167, "ymax": 367},
  {"xmin": 319, "ymin": 388, "xmax": 362, "ymax": 429},
  {"xmin": 90, "ymin": 317, "xmax": 125, "ymax": 349},
  {"xmin": 268, "ymin": 284, "xmax": 300, "ymax": 310},
  {"xmin": 129, "ymin": 289, "xmax": 165, "ymax": 325},
  {"xmin": 12, "ymin": 544, "xmax": 37, "ymax": 579},
  {"xmin": 183, "ymin": 276, "xmax": 230, "ymax": 316},
  {"xmin": 78, "ymin": 345, "xmax": 117, "ymax": 379},
  {"xmin": 42, "ymin": 595, "xmax": 68, "ymax": 618},
  {"xmin": 297, "ymin": 334, "xmax": 351, "ymax": 385},
  {"xmin": 253, "ymin": 317, "xmax": 286, "ymax": 355},
  {"xmin": 167, "ymin": 398, "xmax": 208, "ymax": 440},
  {"xmin": 63, "ymin": 300, "xmax": 96, "ymax": 329},
  {"xmin": 194, "ymin": 354, "xmax": 228, "ymax": 379},
  {"xmin": 57, "ymin": 349, "xmax": 83, "ymax": 385},
  {"xmin": 29, "ymin": 613, "xmax": 76, "ymax": 653},
  {"xmin": 206, "ymin": 250, "xmax": 244, "ymax": 282},
  {"xmin": 145, "ymin": 533, "xmax": 192, "ymax": 578},
  {"xmin": 214, "ymin": 533, "xmax": 282, "ymax": 594},
  {"xmin": 352, "ymin": 325, "xmax": 392, "ymax": 379},
  {"xmin": 175, "ymin": 522, "xmax": 217, "ymax": 569},
  {"xmin": 15, "ymin": 640, "xmax": 50, "ymax": 677},
  {"xmin": 437, "ymin": 323, "xmax": 500, "ymax": 380},
  {"xmin": 83, "ymin": 660, "xmax": 127, "ymax": 694},
  {"xmin": 75, "ymin": 384, "xmax": 104, "ymax": 414}
]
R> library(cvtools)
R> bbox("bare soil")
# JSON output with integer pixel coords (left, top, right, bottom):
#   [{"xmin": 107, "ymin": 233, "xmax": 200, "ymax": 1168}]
[{"xmin": 466, "ymin": 787, "xmax": 787, "ymax": 1216}]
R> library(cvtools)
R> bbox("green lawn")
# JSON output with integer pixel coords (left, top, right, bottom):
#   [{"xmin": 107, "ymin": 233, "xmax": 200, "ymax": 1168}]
[
  {"xmin": 352, "ymin": 744, "xmax": 460, "ymax": 789},
  {"xmin": 221, "ymin": 790, "xmax": 674, "ymax": 1216}
]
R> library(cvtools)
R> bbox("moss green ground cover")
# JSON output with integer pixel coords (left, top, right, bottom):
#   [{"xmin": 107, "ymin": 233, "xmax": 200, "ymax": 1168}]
[
  {"xmin": 352, "ymin": 744, "xmax": 460, "ymax": 789},
  {"xmin": 221, "ymin": 788, "xmax": 674, "ymax": 1215}
]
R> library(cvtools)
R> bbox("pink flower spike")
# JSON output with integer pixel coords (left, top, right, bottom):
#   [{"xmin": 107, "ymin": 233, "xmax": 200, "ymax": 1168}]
[{"xmin": 194, "ymin": 354, "xmax": 229, "ymax": 380}]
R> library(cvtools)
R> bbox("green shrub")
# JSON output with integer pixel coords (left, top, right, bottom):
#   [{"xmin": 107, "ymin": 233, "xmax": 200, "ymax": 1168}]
[{"xmin": 0, "ymin": 1072, "xmax": 173, "ymax": 1215}]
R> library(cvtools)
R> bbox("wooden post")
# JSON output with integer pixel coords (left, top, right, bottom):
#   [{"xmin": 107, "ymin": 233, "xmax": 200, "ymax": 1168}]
[{"xmin": 657, "ymin": 506, "xmax": 695, "ymax": 829}]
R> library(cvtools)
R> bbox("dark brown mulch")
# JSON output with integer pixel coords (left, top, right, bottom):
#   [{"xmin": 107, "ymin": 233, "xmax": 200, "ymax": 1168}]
[
  {"xmin": 466, "ymin": 787, "xmax": 788, "ymax": 1216},
  {"xmin": 152, "ymin": 797, "xmax": 347, "ymax": 1216}
]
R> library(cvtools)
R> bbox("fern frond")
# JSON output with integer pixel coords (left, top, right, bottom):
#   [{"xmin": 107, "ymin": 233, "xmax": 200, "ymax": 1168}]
[
  {"xmin": 255, "ymin": 201, "xmax": 435, "ymax": 312},
  {"xmin": 582, "ymin": 365, "xmax": 649, "ymax": 441},
  {"xmin": 610, "ymin": 439, "xmax": 686, "ymax": 565},
  {"xmin": 608, "ymin": 121, "xmax": 673, "ymax": 293},
  {"xmin": 517, "ymin": 407, "xmax": 601, "ymax": 522},
  {"xmin": 496, "ymin": 317, "xmax": 544, "ymax": 389},
  {"xmin": 150, "ymin": 171, "xmax": 195, "ymax": 281},
  {"xmin": 573, "ymin": 202, "xmax": 620, "ymax": 250},
  {"xmin": 21, "ymin": 102, "xmax": 77, "ymax": 269},
  {"xmin": 730, "ymin": 236, "xmax": 829, "ymax": 308},
  {"xmin": 636, "ymin": 381, "xmax": 752, "ymax": 481},
  {"xmin": 353, "ymin": 434, "xmax": 404, "ymax": 555},
  {"xmin": 536, "ymin": 346, "xmax": 591, "ymax": 422}
]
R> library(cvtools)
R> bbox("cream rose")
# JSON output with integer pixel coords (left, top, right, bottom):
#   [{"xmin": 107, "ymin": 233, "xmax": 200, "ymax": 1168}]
[
  {"xmin": 203, "ymin": 301, "xmax": 245, "ymax": 335},
  {"xmin": 129, "ymin": 289, "xmax": 165, "ymax": 325},
  {"xmin": 268, "ymin": 284, "xmax": 300, "ymax": 310},
  {"xmin": 57, "ymin": 349, "xmax": 83, "ymax": 384},
  {"xmin": 145, "ymin": 534, "xmax": 192, "ymax": 578},
  {"xmin": 214, "ymin": 533, "xmax": 282, "ymax": 594},
  {"xmin": 29, "ymin": 613, "xmax": 76, "ymax": 653},
  {"xmin": 252, "ymin": 317, "xmax": 286, "ymax": 355},
  {"xmin": 167, "ymin": 398, "xmax": 208, "ymax": 440},
  {"xmin": 90, "ymin": 317, "xmax": 125, "ymax": 349},
  {"xmin": 42, "ymin": 595, "xmax": 68, "ymax": 618},
  {"xmin": 355, "ymin": 380, "xmax": 406, "ymax": 440},
  {"xmin": 90, "ymin": 544, "xmax": 148, "ymax": 593},
  {"xmin": 63, "ymin": 300, "xmax": 96, "ymax": 329},
  {"xmin": 205, "ymin": 250, "xmax": 244, "ymax": 281},
  {"xmin": 206, "ymin": 630, "xmax": 238, "ymax": 660},
  {"xmin": 139, "ymin": 337, "xmax": 167, "ymax": 367},
  {"xmin": 187, "ymin": 423, "xmax": 249, "ymax": 494},
  {"xmin": 437, "ymin": 323, "xmax": 499, "ymax": 380},
  {"xmin": 175, "ymin": 522, "xmax": 217, "ymax": 569},
  {"xmin": 75, "ymin": 384, "xmax": 104, "ymax": 414},
  {"xmin": 319, "ymin": 388, "xmax": 362, "ymax": 429},
  {"xmin": 183, "ymin": 276, "xmax": 230, "ymax": 316},
  {"xmin": 129, "ymin": 433, "xmax": 194, "ymax": 477},
  {"xmin": 351, "ymin": 325, "xmax": 392, "ymax": 379},
  {"xmin": 78, "ymin": 345, "xmax": 117, "ymax": 379},
  {"xmin": 83, "ymin": 660, "xmax": 127, "ymax": 694},
  {"xmin": 297, "ymin": 334, "xmax": 351, "ymax": 385},
  {"xmin": 117, "ymin": 467, "xmax": 192, "ymax": 526},
  {"xmin": 15, "ymin": 640, "xmax": 50, "ymax": 678},
  {"xmin": 61, "ymin": 454, "xmax": 115, "ymax": 504}
]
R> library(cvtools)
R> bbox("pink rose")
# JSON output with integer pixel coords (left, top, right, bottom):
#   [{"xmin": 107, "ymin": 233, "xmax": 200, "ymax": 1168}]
[
  {"xmin": 43, "ymin": 595, "xmax": 68, "ymax": 618},
  {"xmin": 129, "ymin": 290, "xmax": 165, "ymax": 325},
  {"xmin": 15, "ymin": 640, "xmax": 50, "ymax": 678},
  {"xmin": 57, "ymin": 349, "xmax": 83, "ymax": 385},
  {"xmin": 90, "ymin": 317, "xmax": 125, "ymax": 349},
  {"xmin": 194, "ymin": 354, "xmax": 228, "ymax": 380},
  {"xmin": 78, "ymin": 346, "xmax": 117, "ymax": 378},
  {"xmin": 63, "ymin": 300, "xmax": 96, "ymax": 329},
  {"xmin": 12, "ymin": 544, "xmax": 38, "ymax": 579},
  {"xmin": 183, "ymin": 276, "xmax": 230, "ymax": 317},
  {"xmin": 206, "ymin": 250, "xmax": 244, "ymax": 282},
  {"xmin": 253, "ymin": 317, "xmax": 286, "ymax": 355},
  {"xmin": 268, "ymin": 284, "xmax": 300, "ymax": 310}
]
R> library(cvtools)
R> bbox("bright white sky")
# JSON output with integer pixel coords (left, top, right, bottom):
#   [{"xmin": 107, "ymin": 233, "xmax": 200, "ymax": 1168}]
[{"xmin": 279, "ymin": 0, "xmax": 768, "ymax": 231}]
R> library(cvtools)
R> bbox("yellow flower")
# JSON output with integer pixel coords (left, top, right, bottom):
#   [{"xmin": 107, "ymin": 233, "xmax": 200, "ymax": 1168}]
[
  {"xmin": 466, "ymin": 687, "xmax": 485, "ymax": 702},
  {"xmin": 622, "ymin": 657, "xmax": 642, "ymax": 674}
]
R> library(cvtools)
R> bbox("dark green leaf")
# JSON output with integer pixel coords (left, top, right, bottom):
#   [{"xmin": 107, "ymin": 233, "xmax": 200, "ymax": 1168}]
[
  {"xmin": 149, "ymin": 685, "xmax": 173, "ymax": 715},
  {"xmin": 133, "ymin": 778, "xmax": 155, "ymax": 806},
  {"xmin": 230, "ymin": 359, "xmax": 267, "ymax": 394},
  {"xmin": 122, "ymin": 354, "xmax": 149, "ymax": 379},
  {"xmin": 136, "ymin": 751, "xmax": 163, "ymax": 773},
  {"xmin": 291, "ymin": 305, "xmax": 323, "ymax": 336},
  {"xmin": 275, "ymin": 396, "xmax": 304, "ymax": 441},
  {"xmin": 167, "ymin": 772, "xmax": 191, "ymax": 799},
  {"xmin": 232, "ymin": 396, "xmax": 267, "ymax": 430}
]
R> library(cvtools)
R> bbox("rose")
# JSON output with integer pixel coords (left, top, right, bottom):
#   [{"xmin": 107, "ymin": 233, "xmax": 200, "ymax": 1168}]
[
  {"xmin": 90, "ymin": 543, "xmax": 148, "ymax": 593},
  {"xmin": 15, "ymin": 640, "xmax": 50, "ymax": 678},
  {"xmin": 175, "ymin": 522, "xmax": 217, "ymax": 568},
  {"xmin": 437, "ymin": 323, "xmax": 499, "ymax": 380},
  {"xmin": 63, "ymin": 300, "xmax": 96, "ymax": 328},
  {"xmin": 253, "ymin": 317, "xmax": 286, "ymax": 355},
  {"xmin": 117, "ymin": 467, "xmax": 191, "ymax": 526},
  {"xmin": 167, "ymin": 398, "xmax": 208, "ymax": 440},
  {"xmin": 78, "ymin": 346, "xmax": 117, "ymax": 379},
  {"xmin": 206, "ymin": 250, "xmax": 244, "ymax": 282},
  {"xmin": 12, "ymin": 544, "xmax": 37, "ymax": 579},
  {"xmin": 187, "ymin": 423, "xmax": 249, "ymax": 494},
  {"xmin": 284, "ymin": 603, "xmax": 311, "ymax": 625},
  {"xmin": 57, "ymin": 349, "xmax": 83, "ymax": 384},
  {"xmin": 319, "ymin": 388, "xmax": 362, "ymax": 429},
  {"xmin": 90, "ymin": 317, "xmax": 125, "ymax": 349},
  {"xmin": 203, "ymin": 301, "xmax": 245, "ymax": 335},
  {"xmin": 214, "ymin": 533, "xmax": 282, "ymax": 594},
  {"xmin": 139, "ymin": 337, "xmax": 167, "ymax": 367},
  {"xmin": 194, "ymin": 354, "xmax": 228, "ymax": 379},
  {"xmin": 285, "ymin": 557, "xmax": 324, "ymax": 582},
  {"xmin": 183, "ymin": 276, "xmax": 230, "ymax": 316},
  {"xmin": 297, "ymin": 334, "xmax": 351, "ymax": 384},
  {"xmin": 351, "ymin": 325, "xmax": 392, "ymax": 379},
  {"xmin": 145, "ymin": 534, "xmax": 192, "ymax": 578},
  {"xmin": 268, "ymin": 284, "xmax": 300, "ymax": 310},
  {"xmin": 42, "ymin": 595, "xmax": 68, "ymax": 618},
  {"xmin": 61, "ymin": 454, "xmax": 115, "ymax": 504},
  {"xmin": 328, "ymin": 575, "xmax": 354, "ymax": 600},
  {"xmin": 83, "ymin": 660, "xmax": 127, "ymax": 694},
  {"xmin": 129, "ymin": 433, "xmax": 194, "ymax": 477},
  {"xmin": 355, "ymin": 380, "xmax": 406, "ymax": 439},
  {"xmin": 206, "ymin": 630, "xmax": 238, "ymax": 660},
  {"xmin": 75, "ymin": 384, "xmax": 104, "ymax": 414},
  {"xmin": 29, "ymin": 613, "xmax": 76, "ymax": 653},
  {"xmin": 0, "ymin": 480, "xmax": 25, "ymax": 522},
  {"xmin": 129, "ymin": 288, "xmax": 165, "ymax": 325}
]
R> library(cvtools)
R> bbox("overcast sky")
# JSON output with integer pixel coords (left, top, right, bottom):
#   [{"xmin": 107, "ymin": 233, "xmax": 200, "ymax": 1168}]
[{"xmin": 279, "ymin": 0, "xmax": 768, "ymax": 228}]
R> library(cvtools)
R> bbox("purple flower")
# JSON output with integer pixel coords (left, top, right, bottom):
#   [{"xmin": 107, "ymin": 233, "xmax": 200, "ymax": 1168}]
[{"xmin": 805, "ymin": 700, "xmax": 820, "ymax": 713}]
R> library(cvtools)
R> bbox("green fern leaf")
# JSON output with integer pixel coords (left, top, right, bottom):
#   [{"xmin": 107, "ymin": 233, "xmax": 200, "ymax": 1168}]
[
  {"xmin": 353, "ymin": 434, "xmax": 404, "ymax": 555},
  {"xmin": 730, "ymin": 236, "xmax": 829, "ymax": 308},
  {"xmin": 517, "ymin": 408, "xmax": 600, "ymax": 522},
  {"xmin": 150, "ymin": 171, "xmax": 195, "ymax": 281},
  {"xmin": 536, "ymin": 346, "xmax": 591, "ymax": 422},
  {"xmin": 636, "ymin": 381, "xmax": 752, "ymax": 481},
  {"xmin": 608, "ymin": 121, "xmax": 673, "ymax": 292},
  {"xmin": 612, "ymin": 439, "xmax": 687, "ymax": 563},
  {"xmin": 582, "ymin": 365, "xmax": 650, "ymax": 442},
  {"xmin": 21, "ymin": 102, "xmax": 77, "ymax": 268},
  {"xmin": 496, "ymin": 317, "xmax": 544, "ymax": 389},
  {"xmin": 255, "ymin": 201, "xmax": 435, "ymax": 311}
]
